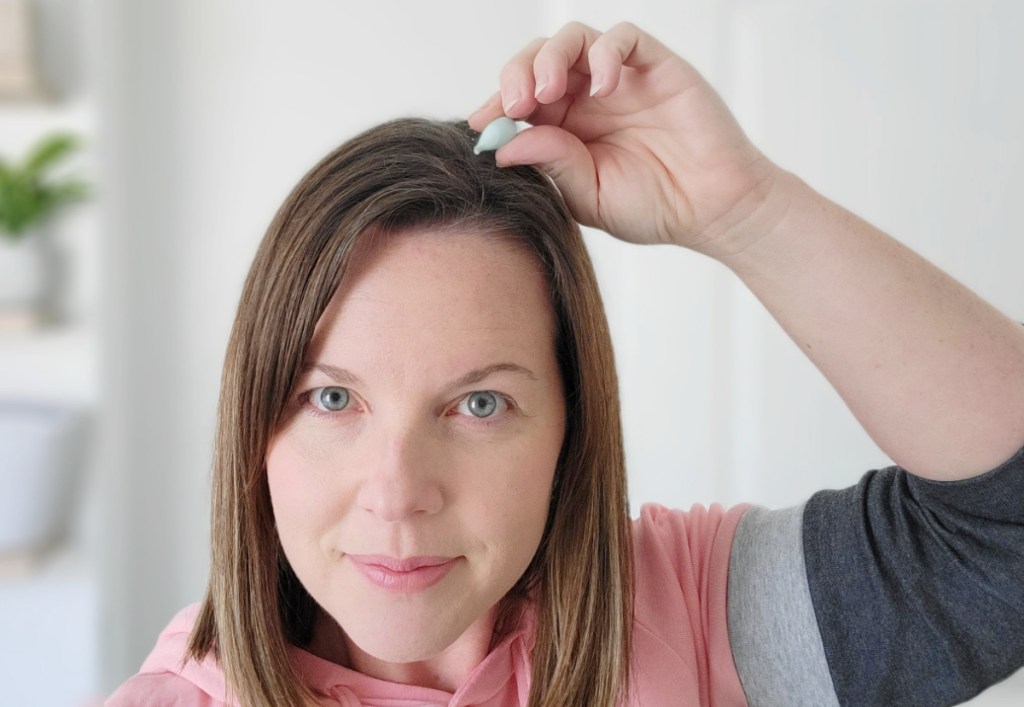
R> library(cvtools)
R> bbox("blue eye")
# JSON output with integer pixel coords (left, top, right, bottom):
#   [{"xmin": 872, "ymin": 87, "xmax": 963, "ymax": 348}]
[
  {"xmin": 457, "ymin": 391, "xmax": 506, "ymax": 419},
  {"xmin": 312, "ymin": 386, "xmax": 350, "ymax": 412}
]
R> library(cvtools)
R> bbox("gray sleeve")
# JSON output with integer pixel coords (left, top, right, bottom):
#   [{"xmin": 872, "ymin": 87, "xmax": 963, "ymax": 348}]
[
  {"xmin": 728, "ymin": 505, "xmax": 840, "ymax": 706},
  {"xmin": 803, "ymin": 444, "xmax": 1024, "ymax": 707}
]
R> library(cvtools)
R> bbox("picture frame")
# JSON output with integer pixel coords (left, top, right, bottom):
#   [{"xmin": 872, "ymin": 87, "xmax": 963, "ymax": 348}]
[{"xmin": 0, "ymin": 0, "xmax": 44, "ymax": 100}]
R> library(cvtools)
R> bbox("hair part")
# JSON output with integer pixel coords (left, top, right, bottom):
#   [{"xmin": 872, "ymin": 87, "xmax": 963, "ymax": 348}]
[{"xmin": 187, "ymin": 118, "xmax": 633, "ymax": 706}]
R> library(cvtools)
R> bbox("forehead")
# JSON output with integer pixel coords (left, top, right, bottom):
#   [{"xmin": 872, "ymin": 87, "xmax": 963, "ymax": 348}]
[{"xmin": 305, "ymin": 229, "xmax": 555, "ymax": 368}]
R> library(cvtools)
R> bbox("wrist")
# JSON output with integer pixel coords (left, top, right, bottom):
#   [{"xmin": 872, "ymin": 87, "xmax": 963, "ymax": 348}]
[{"xmin": 697, "ymin": 166, "xmax": 815, "ymax": 272}]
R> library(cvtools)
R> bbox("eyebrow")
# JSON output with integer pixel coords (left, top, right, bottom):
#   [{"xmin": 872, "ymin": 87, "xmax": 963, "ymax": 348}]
[
  {"xmin": 300, "ymin": 363, "xmax": 364, "ymax": 386},
  {"xmin": 450, "ymin": 362, "xmax": 538, "ymax": 388},
  {"xmin": 299, "ymin": 361, "xmax": 538, "ymax": 389}
]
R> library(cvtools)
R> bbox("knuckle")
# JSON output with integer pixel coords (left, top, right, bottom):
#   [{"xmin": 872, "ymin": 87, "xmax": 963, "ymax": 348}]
[
  {"xmin": 588, "ymin": 35, "xmax": 619, "ymax": 65},
  {"xmin": 586, "ymin": 44, "xmax": 607, "ymax": 69},
  {"xmin": 499, "ymin": 64, "xmax": 520, "ymax": 83}
]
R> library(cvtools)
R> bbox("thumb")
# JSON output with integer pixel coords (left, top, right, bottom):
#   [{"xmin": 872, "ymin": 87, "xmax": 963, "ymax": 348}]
[{"xmin": 495, "ymin": 125, "xmax": 600, "ymax": 228}]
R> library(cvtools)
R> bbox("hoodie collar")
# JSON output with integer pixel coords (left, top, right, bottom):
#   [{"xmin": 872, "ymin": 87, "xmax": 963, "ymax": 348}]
[
  {"xmin": 292, "ymin": 608, "xmax": 536, "ymax": 706},
  {"xmin": 141, "ymin": 603, "xmax": 535, "ymax": 707}
]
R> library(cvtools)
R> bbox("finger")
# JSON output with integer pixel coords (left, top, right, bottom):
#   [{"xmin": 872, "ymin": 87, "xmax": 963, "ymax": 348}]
[
  {"xmin": 494, "ymin": 125, "xmax": 599, "ymax": 228},
  {"xmin": 532, "ymin": 21, "xmax": 603, "ymax": 105},
  {"xmin": 588, "ymin": 21, "xmax": 677, "ymax": 97},
  {"xmin": 511, "ymin": 69, "xmax": 589, "ymax": 128},
  {"xmin": 470, "ymin": 68, "xmax": 587, "ymax": 133},
  {"xmin": 498, "ymin": 37, "xmax": 547, "ymax": 119},
  {"xmin": 467, "ymin": 91, "xmax": 502, "ymax": 131}
]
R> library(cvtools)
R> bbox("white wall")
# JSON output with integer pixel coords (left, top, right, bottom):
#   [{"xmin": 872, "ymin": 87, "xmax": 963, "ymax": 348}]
[{"xmin": 90, "ymin": 0, "xmax": 1024, "ymax": 703}]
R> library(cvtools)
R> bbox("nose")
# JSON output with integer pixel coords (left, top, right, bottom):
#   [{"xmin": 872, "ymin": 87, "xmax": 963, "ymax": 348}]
[{"xmin": 356, "ymin": 422, "xmax": 445, "ymax": 522}]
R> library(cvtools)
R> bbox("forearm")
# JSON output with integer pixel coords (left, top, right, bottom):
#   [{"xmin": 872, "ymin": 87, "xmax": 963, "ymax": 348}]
[{"xmin": 718, "ymin": 170, "xmax": 1024, "ymax": 480}]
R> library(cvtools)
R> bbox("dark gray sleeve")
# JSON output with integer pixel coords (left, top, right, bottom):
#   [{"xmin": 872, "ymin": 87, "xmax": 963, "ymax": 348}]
[{"xmin": 802, "ymin": 443, "xmax": 1024, "ymax": 707}]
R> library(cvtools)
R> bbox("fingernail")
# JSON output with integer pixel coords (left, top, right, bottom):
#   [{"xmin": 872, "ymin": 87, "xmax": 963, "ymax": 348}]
[
  {"xmin": 590, "ymin": 74, "xmax": 604, "ymax": 97},
  {"xmin": 503, "ymin": 92, "xmax": 520, "ymax": 114},
  {"xmin": 534, "ymin": 81, "xmax": 549, "ymax": 99}
]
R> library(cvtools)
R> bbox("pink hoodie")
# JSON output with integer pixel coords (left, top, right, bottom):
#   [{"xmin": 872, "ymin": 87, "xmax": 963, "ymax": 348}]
[{"xmin": 107, "ymin": 503, "xmax": 749, "ymax": 706}]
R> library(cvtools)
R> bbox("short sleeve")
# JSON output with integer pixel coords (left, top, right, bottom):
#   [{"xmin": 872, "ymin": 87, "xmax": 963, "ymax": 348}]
[{"xmin": 727, "ymin": 504, "xmax": 840, "ymax": 706}]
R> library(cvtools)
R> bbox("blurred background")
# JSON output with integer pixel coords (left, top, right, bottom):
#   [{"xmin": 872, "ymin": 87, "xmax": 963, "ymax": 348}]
[{"xmin": 0, "ymin": 0, "xmax": 1021, "ymax": 704}]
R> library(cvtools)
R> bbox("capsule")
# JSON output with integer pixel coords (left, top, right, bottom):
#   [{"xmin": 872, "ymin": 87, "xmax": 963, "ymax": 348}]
[{"xmin": 473, "ymin": 116, "xmax": 518, "ymax": 154}]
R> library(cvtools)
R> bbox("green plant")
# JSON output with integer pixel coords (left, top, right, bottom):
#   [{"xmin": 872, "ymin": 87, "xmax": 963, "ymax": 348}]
[{"xmin": 0, "ymin": 133, "xmax": 91, "ymax": 242}]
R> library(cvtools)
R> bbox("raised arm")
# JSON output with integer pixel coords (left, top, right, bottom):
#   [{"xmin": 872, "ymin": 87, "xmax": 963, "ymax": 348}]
[
  {"xmin": 470, "ymin": 21, "xmax": 1024, "ymax": 480},
  {"xmin": 716, "ymin": 171, "xmax": 1024, "ymax": 479}
]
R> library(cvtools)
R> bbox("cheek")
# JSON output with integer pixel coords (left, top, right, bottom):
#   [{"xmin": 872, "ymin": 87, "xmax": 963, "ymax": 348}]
[
  {"xmin": 265, "ymin": 438, "xmax": 306, "ymax": 551},
  {"xmin": 266, "ymin": 432, "xmax": 346, "ymax": 558},
  {"xmin": 267, "ymin": 422, "xmax": 353, "ymax": 499},
  {"xmin": 461, "ymin": 433, "xmax": 561, "ymax": 562}
]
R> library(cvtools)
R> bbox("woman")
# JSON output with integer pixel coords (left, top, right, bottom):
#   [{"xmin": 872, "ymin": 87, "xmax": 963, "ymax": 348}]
[{"xmin": 108, "ymin": 22, "xmax": 1024, "ymax": 706}]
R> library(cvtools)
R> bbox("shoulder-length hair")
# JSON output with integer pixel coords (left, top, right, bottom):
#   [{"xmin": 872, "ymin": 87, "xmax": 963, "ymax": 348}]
[{"xmin": 187, "ymin": 118, "xmax": 633, "ymax": 706}]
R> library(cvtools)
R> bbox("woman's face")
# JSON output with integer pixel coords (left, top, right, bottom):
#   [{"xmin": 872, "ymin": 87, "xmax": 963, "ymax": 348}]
[{"xmin": 266, "ymin": 229, "xmax": 565, "ymax": 667}]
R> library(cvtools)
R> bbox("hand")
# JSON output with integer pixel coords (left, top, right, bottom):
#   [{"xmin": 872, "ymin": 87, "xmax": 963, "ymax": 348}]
[{"xmin": 469, "ymin": 21, "xmax": 784, "ymax": 258}]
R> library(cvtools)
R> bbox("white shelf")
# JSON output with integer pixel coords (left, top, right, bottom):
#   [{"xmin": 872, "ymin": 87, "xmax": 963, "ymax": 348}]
[
  {"xmin": 0, "ymin": 323, "xmax": 98, "ymax": 404},
  {"xmin": 0, "ymin": 98, "xmax": 97, "ymax": 150}
]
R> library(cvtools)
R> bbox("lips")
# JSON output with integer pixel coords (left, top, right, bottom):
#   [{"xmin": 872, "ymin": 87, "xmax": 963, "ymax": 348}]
[{"xmin": 347, "ymin": 554, "xmax": 457, "ymax": 593}]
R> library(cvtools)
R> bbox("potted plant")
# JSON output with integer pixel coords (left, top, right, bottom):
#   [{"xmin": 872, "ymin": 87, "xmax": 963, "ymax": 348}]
[{"xmin": 0, "ymin": 133, "xmax": 90, "ymax": 328}]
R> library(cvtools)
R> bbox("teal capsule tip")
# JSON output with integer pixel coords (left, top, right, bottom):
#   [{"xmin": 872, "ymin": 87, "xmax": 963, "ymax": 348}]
[{"xmin": 473, "ymin": 116, "xmax": 518, "ymax": 155}]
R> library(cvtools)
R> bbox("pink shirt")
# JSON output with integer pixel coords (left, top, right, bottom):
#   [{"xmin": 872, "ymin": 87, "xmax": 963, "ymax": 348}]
[{"xmin": 107, "ymin": 503, "xmax": 750, "ymax": 706}]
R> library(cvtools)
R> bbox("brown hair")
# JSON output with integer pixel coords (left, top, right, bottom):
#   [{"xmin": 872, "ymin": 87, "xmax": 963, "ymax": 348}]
[{"xmin": 187, "ymin": 118, "xmax": 633, "ymax": 706}]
